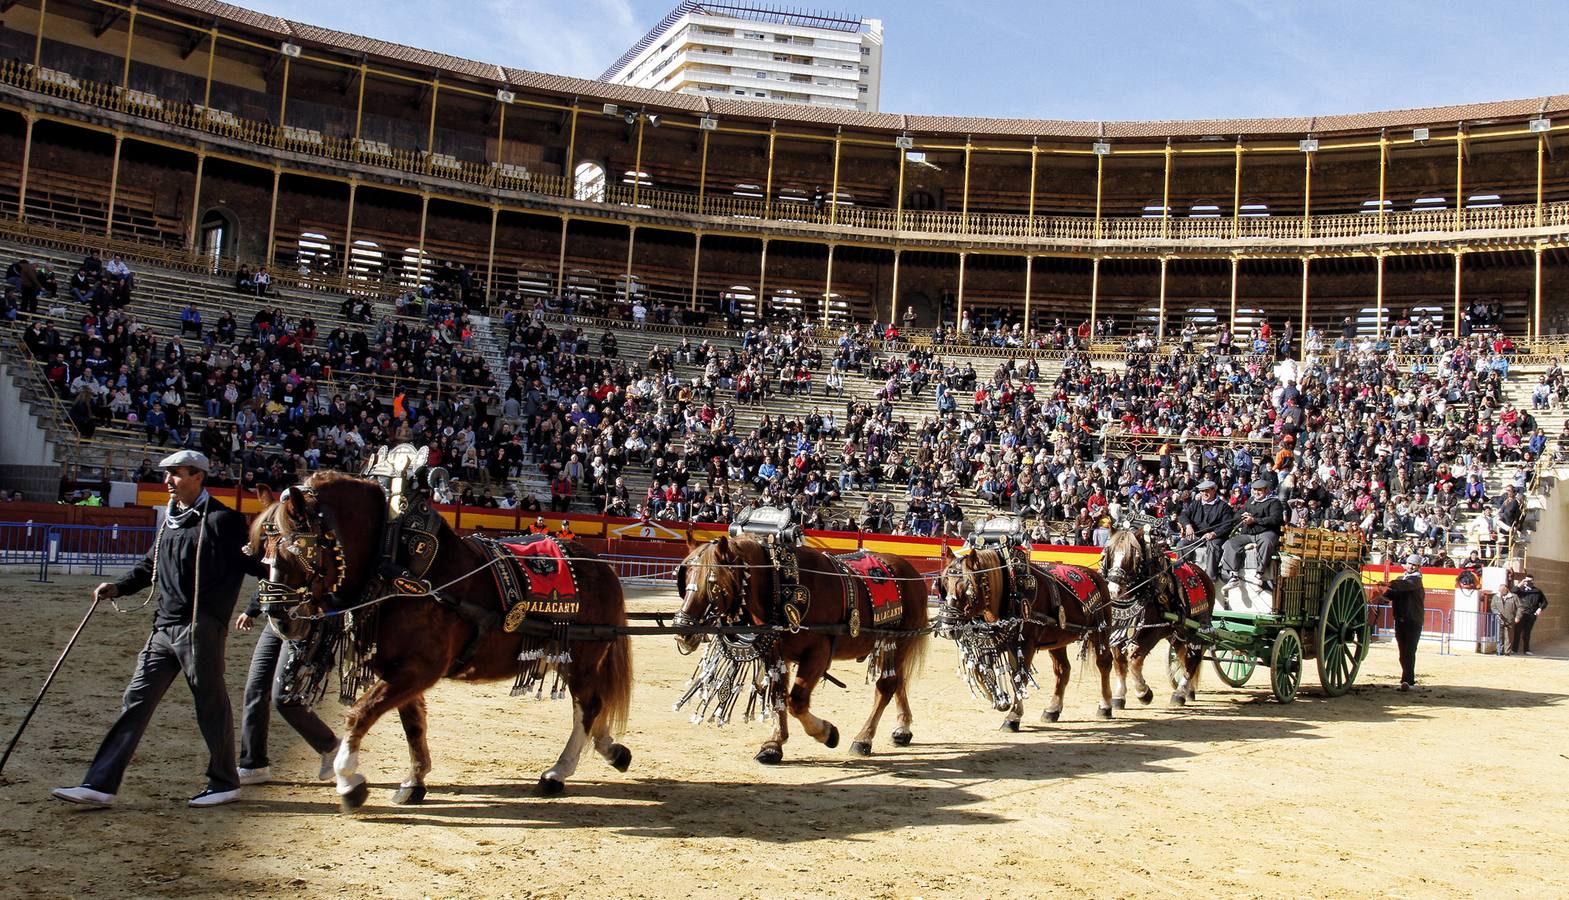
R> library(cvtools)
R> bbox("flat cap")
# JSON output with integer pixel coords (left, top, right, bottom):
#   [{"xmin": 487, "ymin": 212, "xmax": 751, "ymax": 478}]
[
  {"xmin": 1196, "ymin": 479, "xmax": 1218, "ymax": 491},
  {"xmin": 1250, "ymin": 478, "xmax": 1272, "ymax": 491},
  {"xmin": 158, "ymin": 450, "xmax": 210, "ymax": 473}
]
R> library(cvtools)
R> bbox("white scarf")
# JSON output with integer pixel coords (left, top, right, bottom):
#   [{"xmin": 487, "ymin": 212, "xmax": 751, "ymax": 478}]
[{"xmin": 166, "ymin": 490, "xmax": 210, "ymax": 528}]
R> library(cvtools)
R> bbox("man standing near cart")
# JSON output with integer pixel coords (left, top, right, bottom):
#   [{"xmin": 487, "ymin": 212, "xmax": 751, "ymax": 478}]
[
  {"xmin": 51, "ymin": 450, "xmax": 266, "ymax": 808},
  {"xmin": 1386, "ymin": 555, "xmax": 1426, "ymax": 691}
]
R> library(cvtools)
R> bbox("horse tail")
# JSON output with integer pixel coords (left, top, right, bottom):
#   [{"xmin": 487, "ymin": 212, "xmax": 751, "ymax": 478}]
[
  {"xmin": 892, "ymin": 555, "xmax": 929, "ymax": 680},
  {"xmin": 600, "ymin": 629, "xmax": 634, "ymax": 738}
]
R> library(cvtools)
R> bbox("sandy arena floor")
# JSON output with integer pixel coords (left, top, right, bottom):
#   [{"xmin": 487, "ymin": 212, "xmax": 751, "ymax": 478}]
[{"xmin": 1, "ymin": 573, "xmax": 1566, "ymax": 899}]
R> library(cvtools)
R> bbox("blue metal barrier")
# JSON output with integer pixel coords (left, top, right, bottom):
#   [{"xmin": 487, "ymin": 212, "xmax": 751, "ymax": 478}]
[
  {"xmin": 0, "ymin": 521, "xmax": 49, "ymax": 581},
  {"xmin": 1, "ymin": 522, "xmax": 159, "ymax": 582},
  {"xmin": 1366, "ymin": 602, "xmax": 1452, "ymax": 654}
]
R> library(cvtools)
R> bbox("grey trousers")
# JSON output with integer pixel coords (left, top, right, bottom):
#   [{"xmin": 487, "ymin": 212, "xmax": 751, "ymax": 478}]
[
  {"xmin": 84, "ymin": 620, "xmax": 238, "ymax": 794},
  {"xmin": 1221, "ymin": 531, "xmax": 1279, "ymax": 581},
  {"xmin": 239, "ymin": 626, "xmax": 339, "ymax": 769}
]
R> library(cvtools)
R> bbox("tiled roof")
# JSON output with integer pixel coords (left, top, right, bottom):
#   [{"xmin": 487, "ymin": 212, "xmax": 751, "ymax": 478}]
[{"xmin": 154, "ymin": 0, "xmax": 1565, "ymax": 142}]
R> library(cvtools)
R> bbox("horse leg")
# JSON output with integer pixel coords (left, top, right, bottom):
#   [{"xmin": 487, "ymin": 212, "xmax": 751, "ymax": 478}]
[
  {"xmin": 756, "ymin": 691, "xmax": 791, "ymax": 765},
  {"xmin": 1040, "ymin": 646, "xmax": 1069, "ymax": 724},
  {"xmin": 590, "ymin": 715, "xmax": 633, "ymax": 773},
  {"xmin": 1110, "ymin": 650, "xmax": 1128, "ymax": 714},
  {"xmin": 1092, "ymin": 639, "xmax": 1115, "ymax": 719},
  {"xmin": 538, "ymin": 700, "xmax": 592, "ymax": 796},
  {"xmin": 337, "ymin": 676, "xmax": 427, "ymax": 812},
  {"xmin": 1184, "ymin": 643, "xmax": 1203, "ymax": 703},
  {"xmin": 851, "ymin": 674, "xmax": 896, "ymax": 755},
  {"xmin": 391, "ymin": 697, "xmax": 431, "ymax": 805},
  {"xmin": 889, "ymin": 682, "xmax": 914, "ymax": 747},
  {"xmin": 573, "ymin": 643, "xmax": 632, "ymax": 775},
  {"xmin": 786, "ymin": 649, "xmax": 839, "ymax": 751},
  {"xmin": 1129, "ymin": 643, "xmax": 1156, "ymax": 705}
]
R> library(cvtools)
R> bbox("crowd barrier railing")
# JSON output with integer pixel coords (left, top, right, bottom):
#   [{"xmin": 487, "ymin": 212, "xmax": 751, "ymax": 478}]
[{"xmin": 0, "ymin": 521, "xmax": 158, "ymax": 582}]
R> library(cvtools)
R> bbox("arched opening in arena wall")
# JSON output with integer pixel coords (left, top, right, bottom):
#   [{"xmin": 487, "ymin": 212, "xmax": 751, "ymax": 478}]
[
  {"xmin": 573, "ymin": 161, "xmax": 607, "ymax": 203},
  {"xmin": 197, "ymin": 207, "xmax": 238, "ymax": 271}
]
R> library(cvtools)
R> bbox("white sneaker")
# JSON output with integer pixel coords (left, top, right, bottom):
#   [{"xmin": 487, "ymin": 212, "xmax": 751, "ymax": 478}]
[
  {"xmin": 188, "ymin": 788, "xmax": 242, "ymax": 808},
  {"xmin": 318, "ymin": 746, "xmax": 338, "ymax": 782},
  {"xmin": 51, "ymin": 785, "xmax": 115, "ymax": 808},
  {"xmin": 237, "ymin": 766, "xmax": 271, "ymax": 786}
]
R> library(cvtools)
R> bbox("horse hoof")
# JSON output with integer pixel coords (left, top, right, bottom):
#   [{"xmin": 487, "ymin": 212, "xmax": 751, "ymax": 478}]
[
  {"xmin": 1170, "ymin": 693, "xmax": 1188, "ymax": 707},
  {"xmin": 1138, "ymin": 688, "xmax": 1155, "ymax": 706},
  {"xmin": 755, "ymin": 746, "xmax": 784, "ymax": 765},
  {"xmin": 537, "ymin": 776, "xmax": 565, "ymax": 796},
  {"xmin": 1112, "ymin": 698, "xmax": 1127, "ymax": 710},
  {"xmin": 1097, "ymin": 706, "xmax": 1113, "ymax": 720},
  {"xmin": 609, "ymin": 743, "xmax": 633, "ymax": 773},
  {"xmin": 391, "ymin": 784, "xmax": 426, "ymax": 805},
  {"xmin": 850, "ymin": 740, "xmax": 873, "ymax": 756},
  {"xmin": 890, "ymin": 728, "xmax": 913, "ymax": 747},
  {"xmin": 824, "ymin": 725, "xmax": 840, "ymax": 749},
  {"xmin": 1044, "ymin": 710, "xmax": 1062, "ymax": 723},
  {"xmin": 339, "ymin": 779, "xmax": 369, "ymax": 813},
  {"xmin": 1000, "ymin": 719, "xmax": 1021, "ymax": 733}
]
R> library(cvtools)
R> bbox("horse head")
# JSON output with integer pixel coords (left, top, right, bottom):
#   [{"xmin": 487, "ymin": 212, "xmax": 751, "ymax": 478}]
[
  {"xmin": 673, "ymin": 534, "xmax": 754, "ymax": 655},
  {"xmin": 1100, "ymin": 528, "xmax": 1147, "ymax": 604},
  {"xmin": 249, "ymin": 472, "xmax": 384, "ymax": 640},
  {"xmin": 936, "ymin": 544, "xmax": 1004, "ymax": 621}
]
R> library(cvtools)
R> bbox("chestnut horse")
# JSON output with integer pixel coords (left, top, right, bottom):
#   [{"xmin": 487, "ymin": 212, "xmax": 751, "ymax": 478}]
[
  {"xmin": 1100, "ymin": 528, "xmax": 1212, "ymax": 707},
  {"xmin": 251, "ymin": 472, "xmax": 633, "ymax": 809},
  {"xmin": 934, "ymin": 545, "xmax": 1116, "ymax": 727},
  {"xmin": 674, "ymin": 535, "xmax": 927, "ymax": 762}
]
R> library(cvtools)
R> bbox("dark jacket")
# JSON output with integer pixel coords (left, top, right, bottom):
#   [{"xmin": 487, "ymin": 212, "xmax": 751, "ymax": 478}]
[
  {"xmin": 1386, "ymin": 573, "xmax": 1425, "ymax": 627},
  {"xmin": 1515, "ymin": 584, "xmax": 1547, "ymax": 616},
  {"xmin": 114, "ymin": 494, "xmax": 266, "ymax": 628},
  {"xmin": 1239, "ymin": 494, "xmax": 1284, "ymax": 537},
  {"xmin": 1179, "ymin": 497, "xmax": 1235, "ymax": 537}
]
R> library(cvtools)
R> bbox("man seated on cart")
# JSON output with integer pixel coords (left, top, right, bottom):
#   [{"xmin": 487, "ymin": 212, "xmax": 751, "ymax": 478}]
[
  {"xmin": 1178, "ymin": 479, "xmax": 1236, "ymax": 579},
  {"xmin": 1221, "ymin": 479, "xmax": 1284, "ymax": 589}
]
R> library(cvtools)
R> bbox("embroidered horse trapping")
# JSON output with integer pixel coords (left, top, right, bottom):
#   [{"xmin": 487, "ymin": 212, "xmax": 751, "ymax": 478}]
[
  {"xmin": 1170, "ymin": 561, "xmax": 1210, "ymax": 616},
  {"xmin": 1045, "ymin": 563, "xmax": 1098, "ymax": 609},
  {"xmin": 838, "ymin": 550, "xmax": 903, "ymax": 627},
  {"xmin": 482, "ymin": 534, "xmax": 581, "ymax": 627},
  {"xmin": 471, "ymin": 534, "xmax": 582, "ymax": 698}
]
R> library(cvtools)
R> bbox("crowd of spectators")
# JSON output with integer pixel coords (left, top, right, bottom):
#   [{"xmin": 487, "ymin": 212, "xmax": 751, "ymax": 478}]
[{"xmin": 8, "ymin": 244, "xmax": 1552, "ymax": 569}]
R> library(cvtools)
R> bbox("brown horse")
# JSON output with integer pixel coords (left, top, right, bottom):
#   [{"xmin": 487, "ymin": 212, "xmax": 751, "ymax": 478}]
[
  {"xmin": 251, "ymin": 471, "xmax": 633, "ymax": 809},
  {"xmin": 1100, "ymin": 528, "xmax": 1213, "ymax": 706},
  {"xmin": 935, "ymin": 545, "xmax": 1116, "ymax": 727},
  {"xmin": 674, "ymin": 535, "xmax": 927, "ymax": 762}
]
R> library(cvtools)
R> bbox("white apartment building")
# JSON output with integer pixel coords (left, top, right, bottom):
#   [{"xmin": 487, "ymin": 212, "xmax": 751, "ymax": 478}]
[{"xmin": 598, "ymin": 2, "xmax": 884, "ymax": 112}]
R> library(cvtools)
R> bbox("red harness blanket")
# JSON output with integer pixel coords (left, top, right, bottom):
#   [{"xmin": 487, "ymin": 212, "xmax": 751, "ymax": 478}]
[
  {"xmin": 1170, "ymin": 562, "xmax": 1211, "ymax": 616},
  {"xmin": 484, "ymin": 534, "xmax": 580, "ymax": 624},
  {"xmin": 1044, "ymin": 563, "xmax": 1100, "ymax": 609},
  {"xmin": 838, "ymin": 551, "xmax": 903, "ymax": 627}
]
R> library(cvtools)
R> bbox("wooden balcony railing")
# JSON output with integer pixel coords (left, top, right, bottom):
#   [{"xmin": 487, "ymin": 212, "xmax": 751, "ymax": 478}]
[{"xmin": 6, "ymin": 59, "xmax": 1569, "ymax": 251}]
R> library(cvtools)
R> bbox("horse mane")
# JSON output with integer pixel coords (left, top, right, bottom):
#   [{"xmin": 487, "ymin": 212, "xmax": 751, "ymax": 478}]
[
  {"xmin": 1104, "ymin": 529, "xmax": 1143, "ymax": 567},
  {"xmin": 245, "ymin": 471, "xmax": 384, "ymax": 555}
]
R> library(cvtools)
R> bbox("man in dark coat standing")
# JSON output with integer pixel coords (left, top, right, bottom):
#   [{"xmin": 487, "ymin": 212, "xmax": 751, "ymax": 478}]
[
  {"xmin": 1387, "ymin": 556, "xmax": 1426, "ymax": 691},
  {"xmin": 1221, "ymin": 479, "xmax": 1284, "ymax": 586},
  {"xmin": 52, "ymin": 450, "xmax": 266, "ymax": 808},
  {"xmin": 1511, "ymin": 574, "xmax": 1548, "ymax": 655}
]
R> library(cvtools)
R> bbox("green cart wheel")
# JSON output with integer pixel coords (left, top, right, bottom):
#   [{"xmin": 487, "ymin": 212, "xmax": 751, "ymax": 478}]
[
  {"xmin": 1212, "ymin": 647, "xmax": 1257, "ymax": 687},
  {"xmin": 1269, "ymin": 627, "xmax": 1303, "ymax": 703},
  {"xmin": 1316, "ymin": 570, "xmax": 1370, "ymax": 697}
]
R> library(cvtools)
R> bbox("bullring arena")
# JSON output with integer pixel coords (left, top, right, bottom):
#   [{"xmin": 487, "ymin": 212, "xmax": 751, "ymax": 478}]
[
  {"xmin": 2, "ymin": 575, "xmax": 1567, "ymax": 898},
  {"xmin": 2, "ymin": 0, "xmax": 1569, "ymax": 896}
]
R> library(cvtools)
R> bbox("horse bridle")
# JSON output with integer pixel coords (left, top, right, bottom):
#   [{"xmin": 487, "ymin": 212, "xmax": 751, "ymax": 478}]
[
  {"xmin": 939, "ymin": 554, "xmax": 990, "ymax": 619},
  {"xmin": 257, "ymin": 487, "xmax": 347, "ymax": 612},
  {"xmin": 673, "ymin": 541, "xmax": 752, "ymax": 650}
]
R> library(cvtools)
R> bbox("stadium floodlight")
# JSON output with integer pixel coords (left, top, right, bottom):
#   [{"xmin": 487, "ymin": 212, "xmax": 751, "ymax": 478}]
[
  {"xmin": 496, "ymin": 89, "xmax": 515, "ymax": 104},
  {"xmin": 1299, "ymin": 138, "xmax": 1320, "ymax": 153},
  {"xmin": 1091, "ymin": 141, "xmax": 1111, "ymax": 156},
  {"xmin": 280, "ymin": 42, "xmax": 302, "ymax": 58},
  {"xmin": 894, "ymin": 135, "xmax": 914, "ymax": 150},
  {"xmin": 1412, "ymin": 127, "xmax": 1430, "ymax": 142},
  {"xmin": 699, "ymin": 116, "xmax": 719, "ymax": 131},
  {"xmin": 602, "ymin": 103, "xmax": 619, "ymax": 116},
  {"xmin": 1529, "ymin": 117, "xmax": 1552, "ymax": 134}
]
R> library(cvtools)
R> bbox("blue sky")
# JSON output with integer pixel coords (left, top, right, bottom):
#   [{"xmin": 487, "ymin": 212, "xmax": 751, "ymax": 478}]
[{"xmin": 245, "ymin": 0, "xmax": 1569, "ymax": 121}]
